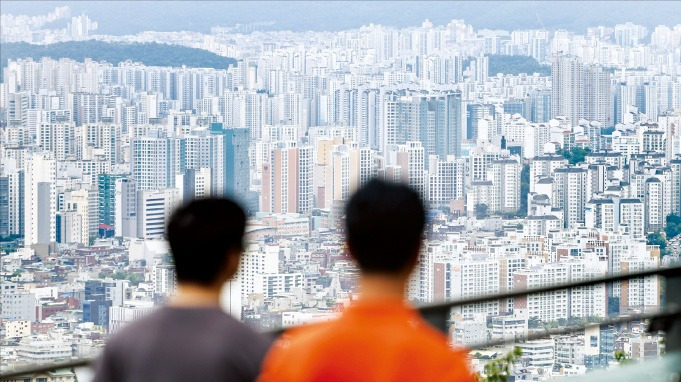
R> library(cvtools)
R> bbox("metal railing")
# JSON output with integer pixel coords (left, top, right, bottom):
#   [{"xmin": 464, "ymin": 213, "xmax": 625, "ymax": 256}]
[{"xmin": 3, "ymin": 265, "xmax": 681, "ymax": 380}]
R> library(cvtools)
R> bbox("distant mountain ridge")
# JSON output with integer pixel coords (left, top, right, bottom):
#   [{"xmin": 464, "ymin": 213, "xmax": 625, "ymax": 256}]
[{"xmin": 0, "ymin": 41, "xmax": 237, "ymax": 70}]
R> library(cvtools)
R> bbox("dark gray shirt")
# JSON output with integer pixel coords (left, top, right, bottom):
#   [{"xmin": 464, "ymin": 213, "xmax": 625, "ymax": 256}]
[{"xmin": 93, "ymin": 307, "xmax": 272, "ymax": 382}]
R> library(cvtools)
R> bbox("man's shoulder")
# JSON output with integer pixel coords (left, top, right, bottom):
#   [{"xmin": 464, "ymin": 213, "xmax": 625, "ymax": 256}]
[
  {"xmin": 106, "ymin": 308, "xmax": 170, "ymax": 347},
  {"xmin": 279, "ymin": 321, "xmax": 336, "ymax": 346},
  {"xmin": 107, "ymin": 307, "xmax": 256, "ymax": 344}
]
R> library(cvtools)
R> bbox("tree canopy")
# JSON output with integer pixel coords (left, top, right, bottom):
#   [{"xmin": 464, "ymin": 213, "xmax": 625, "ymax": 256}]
[
  {"xmin": 464, "ymin": 54, "xmax": 550, "ymax": 77},
  {"xmin": 647, "ymin": 232, "xmax": 668, "ymax": 256},
  {"xmin": 665, "ymin": 214, "xmax": 681, "ymax": 241},
  {"xmin": 557, "ymin": 147, "xmax": 592, "ymax": 165},
  {"xmin": 1, "ymin": 41, "xmax": 237, "ymax": 75},
  {"xmin": 475, "ymin": 203, "xmax": 489, "ymax": 219}
]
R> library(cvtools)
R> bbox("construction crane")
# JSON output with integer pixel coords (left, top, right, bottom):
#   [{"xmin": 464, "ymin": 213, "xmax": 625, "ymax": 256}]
[{"xmin": 535, "ymin": 13, "xmax": 546, "ymax": 30}]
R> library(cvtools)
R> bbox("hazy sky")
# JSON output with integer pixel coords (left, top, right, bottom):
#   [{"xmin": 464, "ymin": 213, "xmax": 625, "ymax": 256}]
[{"xmin": 3, "ymin": 1, "xmax": 680, "ymax": 34}]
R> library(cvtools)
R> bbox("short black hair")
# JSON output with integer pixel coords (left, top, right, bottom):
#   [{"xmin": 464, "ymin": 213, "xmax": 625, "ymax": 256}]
[
  {"xmin": 345, "ymin": 179, "xmax": 425, "ymax": 274},
  {"xmin": 167, "ymin": 198, "xmax": 246, "ymax": 285}
]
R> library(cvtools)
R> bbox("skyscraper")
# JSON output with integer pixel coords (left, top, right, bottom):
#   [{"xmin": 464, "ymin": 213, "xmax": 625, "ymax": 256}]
[
  {"xmin": 615, "ymin": 82, "xmax": 638, "ymax": 125},
  {"xmin": 554, "ymin": 166, "xmax": 589, "ymax": 228},
  {"xmin": 583, "ymin": 65, "xmax": 613, "ymax": 127},
  {"xmin": 131, "ymin": 130, "xmax": 171, "ymax": 191},
  {"xmin": 210, "ymin": 123, "xmax": 251, "ymax": 208},
  {"xmin": 383, "ymin": 91, "xmax": 462, "ymax": 161},
  {"xmin": 487, "ymin": 157, "xmax": 522, "ymax": 213},
  {"xmin": 98, "ymin": 173, "xmax": 126, "ymax": 227},
  {"xmin": 114, "ymin": 178, "xmax": 137, "ymax": 238},
  {"xmin": 24, "ymin": 153, "xmax": 56, "ymax": 246},
  {"xmin": 530, "ymin": 89, "xmax": 552, "ymax": 123},
  {"xmin": 0, "ymin": 159, "xmax": 23, "ymax": 238},
  {"xmin": 136, "ymin": 188, "xmax": 180, "ymax": 239},
  {"xmin": 467, "ymin": 103, "xmax": 497, "ymax": 141},
  {"xmin": 552, "ymin": 55, "xmax": 584, "ymax": 125},
  {"xmin": 261, "ymin": 142, "xmax": 313, "ymax": 214}
]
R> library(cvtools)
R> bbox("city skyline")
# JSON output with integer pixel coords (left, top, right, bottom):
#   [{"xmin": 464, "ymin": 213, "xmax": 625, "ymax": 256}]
[
  {"xmin": 1, "ymin": 2, "xmax": 681, "ymax": 379},
  {"xmin": 3, "ymin": 1, "xmax": 681, "ymax": 35}
]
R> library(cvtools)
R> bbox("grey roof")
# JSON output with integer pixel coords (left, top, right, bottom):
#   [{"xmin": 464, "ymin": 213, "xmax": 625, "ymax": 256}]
[
  {"xmin": 527, "ymin": 215, "xmax": 561, "ymax": 220},
  {"xmin": 588, "ymin": 199, "xmax": 614, "ymax": 204},
  {"xmin": 533, "ymin": 155, "xmax": 567, "ymax": 161},
  {"xmin": 555, "ymin": 167, "xmax": 587, "ymax": 173}
]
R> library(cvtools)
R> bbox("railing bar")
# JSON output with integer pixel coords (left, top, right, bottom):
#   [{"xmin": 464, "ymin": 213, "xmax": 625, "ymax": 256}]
[
  {"xmin": 3, "ymin": 309, "xmax": 677, "ymax": 379},
  {"xmin": 4, "ymin": 266, "xmax": 680, "ymax": 379},
  {"xmin": 465, "ymin": 307, "xmax": 681, "ymax": 349},
  {"xmin": 0, "ymin": 359, "xmax": 93, "ymax": 380},
  {"xmin": 419, "ymin": 265, "xmax": 681, "ymax": 314}
]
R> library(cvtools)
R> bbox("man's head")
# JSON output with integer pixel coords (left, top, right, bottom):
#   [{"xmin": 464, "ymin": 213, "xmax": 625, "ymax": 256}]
[
  {"xmin": 345, "ymin": 179, "xmax": 425, "ymax": 276},
  {"xmin": 167, "ymin": 198, "xmax": 246, "ymax": 287}
]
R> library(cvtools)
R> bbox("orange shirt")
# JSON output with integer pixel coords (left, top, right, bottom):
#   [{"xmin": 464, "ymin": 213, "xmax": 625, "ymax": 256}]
[{"xmin": 258, "ymin": 299, "xmax": 476, "ymax": 382}]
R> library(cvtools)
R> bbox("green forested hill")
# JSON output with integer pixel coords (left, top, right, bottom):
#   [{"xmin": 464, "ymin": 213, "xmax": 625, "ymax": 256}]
[
  {"xmin": 1, "ymin": 41, "xmax": 237, "ymax": 70},
  {"xmin": 487, "ymin": 54, "xmax": 551, "ymax": 76},
  {"xmin": 465, "ymin": 54, "xmax": 551, "ymax": 76}
]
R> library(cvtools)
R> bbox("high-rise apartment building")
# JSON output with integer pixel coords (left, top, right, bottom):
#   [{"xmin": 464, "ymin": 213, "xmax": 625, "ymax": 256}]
[
  {"xmin": 210, "ymin": 123, "xmax": 251, "ymax": 207},
  {"xmin": 487, "ymin": 157, "xmax": 522, "ymax": 213},
  {"xmin": 98, "ymin": 174, "xmax": 126, "ymax": 227},
  {"xmin": 583, "ymin": 65, "xmax": 613, "ymax": 127},
  {"xmin": 383, "ymin": 91, "xmax": 462, "ymax": 159},
  {"xmin": 0, "ymin": 159, "xmax": 24, "ymax": 238},
  {"xmin": 131, "ymin": 130, "xmax": 171, "ymax": 191},
  {"xmin": 552, "ymin": 55, "xmax": 584, "ymax": 125},
  {"xmin": 136, "ymin": 188, "xmax": 180, "ymax": 239},
  {"xmin": 114, "ymin": 178, "xmax": 137, "ymax": 237},
  {"xmin": 24, "ymin": 153, "xmax": 56, "ymax": 246},
  {"xmin": 261, "ymin": 142, "xmax": 313, "ymax": 214},
  {"xmin": 426, "ymin": 155, "xmax": 465, "ymax": 210},
  {"xmin": 554, "ymin": 166, "xmax": 589, "ymax": 228}
]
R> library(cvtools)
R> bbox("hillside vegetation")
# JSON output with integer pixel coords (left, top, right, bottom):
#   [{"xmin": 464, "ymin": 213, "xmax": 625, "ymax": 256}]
[{"xmin": 1, "ymin": 41, "xmax": 237, "ymax": 71}]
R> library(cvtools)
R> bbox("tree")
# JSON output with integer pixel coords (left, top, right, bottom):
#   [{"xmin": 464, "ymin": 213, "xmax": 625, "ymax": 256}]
[
  {"xmin": 614, "ymin": 350, "xmax": 632, "ymax": 366},
  {"xmin": 647, "ymin": 232, "xmax": 667, "ymax": 256},
  {"xmin": 477, "ymin": 347, "xmax": 523, "ymax": 382},
  {"xmin": 475, "ymin": 204, "xmax": 489, "ymax": 219},
  {"xmin": 601, "ymin": 126, "xmax": 616, "ymax": 135},
  {"xmin": 128, "ymin": 273, "xmax": 144, "ymax": 286},
  {"xmin": 666, "ymin": 214, "xmax": 681, "ymax": 239},
  {"xmin": 528, "ymin": 316, "xmax": 541, "ymax": 329},
  {"xmin": 519, "ymin": 164, "xmax": 530, "ymax": 216},
  {"xmin": 558, "ymin": 147, "xmax": 592, "ymax": 165},
  {"xmin": 608, "ymin": 297, "xmax": 620, "ymax": 317},
  {"xmin": 586, "ymin": 315, "xmax": 603, "ymax": 324}
]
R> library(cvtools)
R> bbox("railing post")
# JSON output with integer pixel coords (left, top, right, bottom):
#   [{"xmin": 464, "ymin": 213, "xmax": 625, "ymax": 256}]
[
  {"xmin": 419, "ymin": 305, "xmax": 451, "ymax": 335},
  {"xmin": 665, "ymin": 271, "xmax": 681, "ymax": 357}
]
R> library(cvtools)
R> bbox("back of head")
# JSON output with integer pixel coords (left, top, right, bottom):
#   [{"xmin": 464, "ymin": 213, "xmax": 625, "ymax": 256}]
[
  {"xmin": 345, "ymin": 179, "xmax": 425, "ymax": 274},
  {"xmin": 167, "ymin": 198, "xmax": 246, "ymax": 285}
]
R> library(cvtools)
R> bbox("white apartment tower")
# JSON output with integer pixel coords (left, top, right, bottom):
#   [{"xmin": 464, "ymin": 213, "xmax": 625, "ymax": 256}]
[
  {"xmin": 115, "ymin": 178, "xmax": 137, "ymax": 237},
  {"xmin": 552, "ymin": 55, "xmax": 584, "ymax": 125},
  {"xmin": 136, "ymin": 188, "xmax": 180, "ymax": 239},
  {"xmin": 131, "ymin": 130, "xmax": 171, "ymax": 191},
  {"xmin": 583, "ymin": 65, "xmax": 613, "ymax": 127},
  {"xmin": 554, "ymin": 167, "xmax": 589, "ymax": 228},
  {"xmin": 487, "ymin": 157, "xmax": 522, "ymax": 213},
  {"xmin": 24, "ymin": 153, "xmax": 56, "ymax": 246}
]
